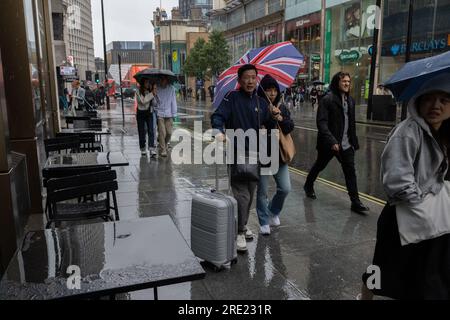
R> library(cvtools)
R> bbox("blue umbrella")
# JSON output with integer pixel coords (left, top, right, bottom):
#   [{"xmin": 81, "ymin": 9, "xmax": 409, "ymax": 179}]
[{"xmin": 384, "ymin": 50, "xmax": 450, "ymax": 101}]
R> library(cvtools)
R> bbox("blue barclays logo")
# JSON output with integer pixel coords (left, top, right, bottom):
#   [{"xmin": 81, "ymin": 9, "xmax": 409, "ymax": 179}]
[
  {"xmin": 390, "ymin": 44, "xmax": 401, "ymax": 56},
  {"xmin": 390, "ymin": 38, "xmax": 448, "ymax": 56}
]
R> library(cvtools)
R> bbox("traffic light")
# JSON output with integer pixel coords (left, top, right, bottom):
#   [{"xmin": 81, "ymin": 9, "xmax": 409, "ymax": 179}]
[{"xmin": 95, "ymin": 73, "xmax": 100, "ymax": 84}]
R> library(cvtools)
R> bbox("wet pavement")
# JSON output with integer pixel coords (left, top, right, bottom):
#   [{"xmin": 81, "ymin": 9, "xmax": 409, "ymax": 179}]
[{"xmin": 24, "ymin": 97, "xmax": 394, "ymax": 300}]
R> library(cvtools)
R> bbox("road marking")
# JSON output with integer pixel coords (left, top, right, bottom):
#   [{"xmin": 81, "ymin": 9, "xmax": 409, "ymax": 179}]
[
  {"xmin": 295, "ymin": 126, "xmax": 318, "ymax": 132},
  {"xmin": 288, "ymin": 167, "xmax": 386, "ymax": 207}
]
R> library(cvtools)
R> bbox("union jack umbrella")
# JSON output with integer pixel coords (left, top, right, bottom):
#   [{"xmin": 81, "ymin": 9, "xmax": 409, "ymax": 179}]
[{"xmin": 213, "ymin": 41, "xmax": 304, "ymax": 108}]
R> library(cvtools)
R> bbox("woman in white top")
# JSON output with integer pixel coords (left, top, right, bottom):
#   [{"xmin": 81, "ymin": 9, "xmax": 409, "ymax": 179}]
[{"xmin": 136, "ymin": 79, "xmax": 158, "ymax": 156}]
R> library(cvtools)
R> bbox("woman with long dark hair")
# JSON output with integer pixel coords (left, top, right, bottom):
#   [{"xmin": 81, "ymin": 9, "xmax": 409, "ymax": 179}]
[
  {"xmin": 360, "ymin": 73, "xmax": 450, "ymax": 300},
  {"xmin": 256, "ymin": 74, "xmax": 295, "ymax": 235},
  {"xmin": 136, "ymin": 79, "xmax": 158, "ymax": 157}
]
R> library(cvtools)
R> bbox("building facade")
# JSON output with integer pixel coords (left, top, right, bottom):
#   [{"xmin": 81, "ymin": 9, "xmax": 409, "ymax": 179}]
[
  {"xmin": 106, "ymin": 41, "xmax": 155, "ymax": 66},
  {"xmin": 0, "ymin": 0, "xmax": 60, "ymax": 276},
  {"xmin": 179, "ymin": 0, "xmax": 213, "ymax": 20},
  {"xmin": 209, "ymin": 0, "xmax": 285, "ymax": 63},
  {"xmin": 379, "ymin": 0, "xmax": 450, "ymax": 83},
  {"xmin": 65, "ymin": 0, "xmax": 95, "ymax": 81},
  {"xmin": 285, "ymin": 0, "xmax": 450, "ymax": 107},
  {"xmin": 152, "ymin": 7, "xmax": 208, "ymax": 76}
]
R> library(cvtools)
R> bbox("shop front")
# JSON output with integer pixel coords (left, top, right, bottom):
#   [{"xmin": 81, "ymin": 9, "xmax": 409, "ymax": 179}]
[
  {"xmin": 285, "ymin": 12, "xmax": 321, "ymax": 83},
  {"xmin": 161, "ymin": 42, "xmax": 186, "ymax": 75},
  {"xmin": 227, "ymin": 22, "xmax": 283, "ymax": 63},
  {"xmin": 326, "ymin": 0, "xmax": 377, "ymax": 106},
  {"xmin": 256, "ymin": 22, "xmax": 283, "ymax": 47},
  {"xmin": 379, "ymin": 0, "xmax": 450, "ymax": 84}
]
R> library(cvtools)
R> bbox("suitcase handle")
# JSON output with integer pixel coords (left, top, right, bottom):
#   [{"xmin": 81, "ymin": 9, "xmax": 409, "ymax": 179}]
[{"xmin": 211, "ymin": 140, "xmax": 231, "ymax": 195}]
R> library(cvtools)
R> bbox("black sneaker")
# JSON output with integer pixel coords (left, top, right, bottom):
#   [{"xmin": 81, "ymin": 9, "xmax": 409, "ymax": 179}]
[
  {"xmin": 351, "ymin": 200, "xmax": 369, "ymax": 214},
  {"xmin": 303, "ymin": 185, "xmax": 317, "ymax": 199}
]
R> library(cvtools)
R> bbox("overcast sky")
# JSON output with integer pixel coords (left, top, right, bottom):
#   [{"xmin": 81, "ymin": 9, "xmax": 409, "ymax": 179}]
[{"xmin": 91, "ymin": 0, "xmax": 179, "ymax": 57}]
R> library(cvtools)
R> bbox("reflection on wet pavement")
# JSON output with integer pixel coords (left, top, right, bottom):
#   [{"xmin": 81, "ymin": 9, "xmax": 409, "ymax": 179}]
[{"xmin": 38, "ymin": 99, "xmax": 390, "ymax": 300}]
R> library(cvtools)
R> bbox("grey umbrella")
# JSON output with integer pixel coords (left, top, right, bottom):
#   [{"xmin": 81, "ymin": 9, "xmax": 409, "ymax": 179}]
[{"xmin": 134, "ymin": 68, "xmax": 178, "ymax": 84}]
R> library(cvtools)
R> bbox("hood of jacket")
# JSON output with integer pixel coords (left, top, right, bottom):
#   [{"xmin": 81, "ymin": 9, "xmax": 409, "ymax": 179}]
[
  {"xmin": 257, "ymin": 74, "xmax": 281, "ymax": 105},
  {"xmin": 406, "ymin": 72, "xmax": 450, "ymax": 136}
]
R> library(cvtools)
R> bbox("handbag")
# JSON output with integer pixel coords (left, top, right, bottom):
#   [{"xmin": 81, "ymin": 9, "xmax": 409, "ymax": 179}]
[
  {"xmin": 230, "ymin": 96, "xmax": 261, "ymax": 182},
  {"xmin": 278, "ymin": 122, "xmax": 296, "ymax": 164},
  {"xmin": 230, "ymin": 156, "xmax": 260, "ymax": 181}
]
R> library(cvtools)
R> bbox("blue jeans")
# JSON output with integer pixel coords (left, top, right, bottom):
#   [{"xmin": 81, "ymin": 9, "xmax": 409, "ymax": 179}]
[{"xmin": 256, "ymin": 163, "xmax": 291, "ymax": 227}]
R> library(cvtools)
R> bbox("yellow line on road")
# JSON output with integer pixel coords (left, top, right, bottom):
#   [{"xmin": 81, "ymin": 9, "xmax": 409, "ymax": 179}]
[{"xmin": 288, "ymin": 167, "xmax": 386, "ymax": 207}]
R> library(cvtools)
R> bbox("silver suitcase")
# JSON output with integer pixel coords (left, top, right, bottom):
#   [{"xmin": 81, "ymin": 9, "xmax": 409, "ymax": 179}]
[{"xmin": 191, "ymin": 165, "xmax": 238, "ymax": 271}]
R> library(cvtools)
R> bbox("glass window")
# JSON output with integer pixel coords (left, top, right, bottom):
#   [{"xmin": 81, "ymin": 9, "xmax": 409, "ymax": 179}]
[
  {"xmin": 23, "ymin": 0, "xmax": 42, "ymax": 125},
  {"xmin": 246, "ymin": 0, "xmax": 265, "ymax": 22},
  {"xmin": 228, "ymin": 8, "xmax": 243, "ymax": 29},
  {"xmin": 328, "ymin": 0, "xmax": 376, "ymax": 106},
  {"xmin": 52, "ymin": 13, "xmax": 63, "ymax": 41}
]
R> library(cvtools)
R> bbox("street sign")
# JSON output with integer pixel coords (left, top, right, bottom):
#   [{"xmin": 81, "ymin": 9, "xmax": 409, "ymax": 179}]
[{"xmin": 60, "ymin": 66, "xmax": 77, "ymax": 76}]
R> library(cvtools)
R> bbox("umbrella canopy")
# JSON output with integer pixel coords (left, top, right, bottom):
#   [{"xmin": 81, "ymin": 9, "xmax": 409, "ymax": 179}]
[
  {"xmin": 213, "ymin": 41, "xmax": 304, "ymax": 108},
  {"xmin": 133, "ymin": 68, "xmax": 178, "ymax": 85},
  {"xmin": 384, "ymin": 50, "xmax": 450, "ymax": 101}
]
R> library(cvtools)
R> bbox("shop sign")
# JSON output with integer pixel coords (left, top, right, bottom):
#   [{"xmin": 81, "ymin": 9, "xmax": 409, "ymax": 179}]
[
  {"xmin": 264, "ymin": 29, "xmax": 276, "ymax": 36},
  {"xmin": 389, "ymin": 38, "xmax": 448, "ymax": 56},
  {"xmin": 338, "ymin": 50, "xmax": 361, "ymax": 63},
  {"xmin": 296, "ymin": 19, "xmax": 311, "ymax": 28},
  {"xmin": 172, "ymin": 50, "xmax": 178, "ymax": 62},
  {"xmin": 311, "ymin": 54, "xmax": 321, "ymax": 62}
]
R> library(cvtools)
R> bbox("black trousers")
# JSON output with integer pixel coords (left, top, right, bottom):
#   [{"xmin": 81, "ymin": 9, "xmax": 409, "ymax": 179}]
[
  {"xmin": 305, "ymin": 147, "xmax": 360, "ymax": 202},
  {"xmin": 136, "ymin": 110, "xmax": 155, "ymax": 150}
]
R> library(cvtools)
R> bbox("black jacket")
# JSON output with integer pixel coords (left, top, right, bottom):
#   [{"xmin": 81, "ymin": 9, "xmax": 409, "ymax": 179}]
[
  {"xmin": 316, "ymin": 91, "xmax": 359, "ymax": 151},
  {"xmin": 211, "ymin": 89, "xmax": 274, "ymax": 133},
  {"xmin": 257, "ymin": 74, "xmax": 295, "ymax": 165}
]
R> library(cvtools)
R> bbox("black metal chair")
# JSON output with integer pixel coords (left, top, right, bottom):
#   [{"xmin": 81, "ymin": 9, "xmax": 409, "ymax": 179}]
[
  {"xmin": 65, "ymin": 115, "xmax": 91, "ymax": 128},
  {"xmin": 42, "ymin": 166, "xmax": 111, "ymax": 216},
  {"xmin": 88, "ymin": 118, "xmax": 102, "ymax": 130},
  {"xmin": 56, "ymin": 132, "xmax": 102, "ymax": 152},
  {"xmin": 86, "ymin": 111, "xmax": 98, "ymax": 118},
  {"xmin": 73, "ymin": 119, "xmax": 90, "ymax": 129},
  {"xmin": 46, "ymin": 170, "xmax": 119, "ymax": 228},
  {"xmin": 44, "ymin": 136, "xmax": 81, "ymax": 158}
]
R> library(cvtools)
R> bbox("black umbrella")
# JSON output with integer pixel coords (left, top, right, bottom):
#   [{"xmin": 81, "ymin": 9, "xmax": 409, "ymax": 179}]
[{"xmin": 134, "ymin": 68, "xmax": 178, "ymax": 85}]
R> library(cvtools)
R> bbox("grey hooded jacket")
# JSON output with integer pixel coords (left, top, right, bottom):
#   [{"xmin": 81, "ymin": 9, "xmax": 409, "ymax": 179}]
[{"xmin": 381, "ymin": 73, "xmax": 450, "ymax": 205}]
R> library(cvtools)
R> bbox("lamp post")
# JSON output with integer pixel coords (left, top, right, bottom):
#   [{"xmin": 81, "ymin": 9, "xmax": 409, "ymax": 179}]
[
  {"xmin": 367, "ymin": 0, "xmax": 382, "ymax": 121},
  {"xmin": 118, "ymin": 54, "xmax": 126, "ymax": 133},
  {"xmin": 401, "ymin": 0, "xmax": 414, "ymax": 120},
  {"xmin": 101, "ymin": 0, "xmax": 110, "ymax": 110},
  {"xmin": 86, "ymin": 47, "xmax": 93, "ymax": 81}
]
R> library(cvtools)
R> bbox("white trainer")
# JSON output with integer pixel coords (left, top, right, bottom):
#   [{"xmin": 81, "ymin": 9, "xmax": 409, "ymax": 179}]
[
  {"xmin": 149, "ymin": 148, "xmax": 157, "ymax": 157},
  {"xmin": 270, "ymin": 215, "xmax": 281, "ymax": 227},
  {"xmin": 260, "ymin": 225, "xmax": 271, "ymax": 235},
  {"xmin": 140, "ymin": 148, "xmax": 147, "ymax": 156},
  {"xmin": 245, "ymin": 228, "xmax": 254, "ymax": 240},
  {"xmin": 236, "ymin": 234, "xmax": 247, "ymax": 252}
]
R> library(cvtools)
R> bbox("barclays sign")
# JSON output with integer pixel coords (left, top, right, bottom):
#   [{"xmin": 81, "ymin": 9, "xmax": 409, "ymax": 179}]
[{"xmin": 388, "ymin": 38, "xmax": 448, "ymax": 56}]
